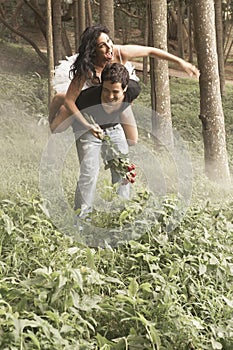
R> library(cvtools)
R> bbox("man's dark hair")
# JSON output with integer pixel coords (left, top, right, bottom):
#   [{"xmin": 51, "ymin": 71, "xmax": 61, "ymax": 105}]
[
  {"xmin": 70, "ymin": 24, "xmax": 110, "ymax": 80},
  {"xmin": 101, "ymin": 63, "xmax": 129, "ymax": 89}
]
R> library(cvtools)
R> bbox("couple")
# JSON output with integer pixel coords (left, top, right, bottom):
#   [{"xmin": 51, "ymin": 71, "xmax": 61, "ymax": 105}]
[
  {"xmin": 49, "ymin": 24, "xmax": 199, "ymax": 134},
  {"xmin": 49, "ymin": 24, "xmax": 199, "ymax": 219}
]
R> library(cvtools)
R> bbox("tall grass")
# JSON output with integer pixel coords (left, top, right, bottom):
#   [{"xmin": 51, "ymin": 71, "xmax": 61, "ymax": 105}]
[{"xmin": 0, "ymin": 42, "xmax": 233, "ymax": 349}]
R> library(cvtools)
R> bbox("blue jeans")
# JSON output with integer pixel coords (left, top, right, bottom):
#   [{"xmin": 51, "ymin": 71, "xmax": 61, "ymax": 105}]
[{"xmin": 74, "ymin": 124, "xmax": 129, "ymax": 214}]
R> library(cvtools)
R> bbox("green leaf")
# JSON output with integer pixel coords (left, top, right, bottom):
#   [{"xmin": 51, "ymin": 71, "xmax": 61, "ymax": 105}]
[
  {"xmin": 140, "ymin": 282, "xmax": 153, "ymax": 293},
  {"xmin": 71, "ymin": 268, "xmax": 83, "ymax": 291},
  {"xmin": 191, "ymin": 319, "xmax": 204, "ymax": 330},
  {"xmin": 24, "ymin": 330, "xmax": 41, "ymax": 349},
  {"xmin": 209, "ymin": 254, "xmax": 219, "ymax": 265},
  {"xmin": 199, "ymin": 263, "xmax": 207, "ymax": 276},
  {"xmin": 2, "ymin": 213, "xmax": 14, "ymax": 234},
  {"xmin": 149, "ymin": 324, "xmax": 161, "ymax": 349},
  {"xmin": 211, "ymin": 337, "xmax": 223, "ymax": 349},
  {"xmin": 58, "ymin": 274, "xmax": 68, "ymax": 289},
  {"xmin": 128, "ymin": 278, "xmax": 139, "ymax": 298},
  {"xmin": 222, "ymin": 296, "xmax": 233, "ymax": 308},
  {"xmin": 96, "ymin": 333, "xmax": 114, "ymax": 347},
  {"xmin": 86, "ymin": 248, "xmax": 95, "ymax": 269},
  {"xmin": 67, "ymin": 247, "xmax": 79, "ymax": 255}
]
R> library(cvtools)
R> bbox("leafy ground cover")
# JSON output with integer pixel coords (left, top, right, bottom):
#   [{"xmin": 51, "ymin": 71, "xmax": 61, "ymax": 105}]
[{"xmin": 0, "ymin": 41, "xmax": 233, "ymax": 349}]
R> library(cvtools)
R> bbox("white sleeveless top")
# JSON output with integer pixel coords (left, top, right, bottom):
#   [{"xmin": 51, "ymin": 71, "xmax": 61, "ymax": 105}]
[{"xmin": 52, "ymin": 47, "xmax": 139, "ymax": 94}]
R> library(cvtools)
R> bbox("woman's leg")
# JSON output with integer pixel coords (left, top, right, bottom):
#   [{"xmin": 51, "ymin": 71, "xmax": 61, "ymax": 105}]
[
  {"xmin": 49, "ymin": 93, "xmax": 65, "ymax": 124},
  {"xmin": 49, "ymin": 93, "xmax": 73, "ymax": 133},
  {"xmin": 50, "ymin": 105, "xmax": 74, "ymax": 133}
]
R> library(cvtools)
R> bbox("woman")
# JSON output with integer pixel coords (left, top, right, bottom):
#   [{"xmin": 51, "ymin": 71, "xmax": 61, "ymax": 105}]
[{"xmin": 49, "ymin": 24, "xmax": 199, "ymax": 135}]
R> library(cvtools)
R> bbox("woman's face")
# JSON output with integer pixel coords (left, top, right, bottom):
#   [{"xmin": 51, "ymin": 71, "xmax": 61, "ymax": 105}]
[{"xmin": 95, "ymin": 32, "xmax": 114, "ymax": 62}]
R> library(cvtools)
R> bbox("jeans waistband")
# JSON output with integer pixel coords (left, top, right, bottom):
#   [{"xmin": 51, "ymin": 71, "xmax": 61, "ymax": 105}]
[{"xmin": 102, "ymin": 123, "xmax": 120, "ymax": 131}]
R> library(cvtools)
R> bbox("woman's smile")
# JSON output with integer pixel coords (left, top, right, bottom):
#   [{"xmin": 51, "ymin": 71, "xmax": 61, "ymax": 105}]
[{"xmin": 96, "ymin": 33, "xmax": 114, "ymax": 61}]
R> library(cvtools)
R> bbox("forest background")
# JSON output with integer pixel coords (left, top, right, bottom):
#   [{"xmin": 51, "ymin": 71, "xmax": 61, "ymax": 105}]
[{"xmin": 0, "ymin": 1, "xmax": 233, "ymax": 349}]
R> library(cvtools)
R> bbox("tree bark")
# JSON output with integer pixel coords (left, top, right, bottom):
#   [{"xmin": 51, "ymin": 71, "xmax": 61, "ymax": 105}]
[
  {"xmin": 148, "ymin": 0, "xmax": 173, "ymax": 147},
  {"xmin": 12, "ymin": 0, "xmax": 24, "ymax": 28},
  {"xmin": 73, "ymin": 0, "xmax": 79, "ymax": 51},
  {"xmin": 46, "ymin": 0, "xmax": 54, "ymax": 106},
  {"xmin": 52, "ymin": 0, "xmax": 62, "ymax": 65},
  {"xmin": 78, "ymin": 0, "xmax": 86, "ymax": 38},
  {"xmin": 187, "ymin": 2, "xmax": 193, "ymax": 62},
  {"xmin": 86, "ymin": 0, "xmax": 93, "ymax": 27},
  {"xmin": 214, "ymin": 0, "xmax": 225, "ymax": 96},
  {"xmin": 23, "ymin": 0, "xmax": 47, "ymax": 38},
  {"xmin": 100, "ymin": 0, "xmax": 114, "ymax": 40},
  {"xmin": 177, "ymin": 0, "xmax": 184, "ymax": 58},
  {"xmin": 0, "ymin": 13, "xmax": 47, "ymax": 63},
  {"xmin": 61, "ymin": 27, "xmax": 72, "ymax": 56},
  {"xmin": 143, "ymin": 6, "xmax": 148, "ymax": 85},
  {"xmin": 192, "ymin": 0, "xmax": 230, "ymax": 183}
]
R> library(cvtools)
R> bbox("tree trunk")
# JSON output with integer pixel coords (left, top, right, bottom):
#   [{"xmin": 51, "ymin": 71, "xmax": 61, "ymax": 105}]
[
  {"xmin": 78, "ymin": 0, "xmax": 86, "ymax": 37},
  {"xmin": 225, "ymin": 37, "xmax": 233, "ymax": 63},
  {"xmin": 187, "ymin": 2, "xmax": 193, "ymax": 62},
  {"xmin": 148, "ymin": 0, "xmax": 173, "ymax": 147},
  {"xmin": 0, "ymin": 13, "xmax": 47, "ymax": 63},
  {"xmin": 30, "ymin": 0, "xmax": 47, "ymax": 38},
  {"xmin": 46, "ymin": 0, "xmax": 54, "ymax": 106},
  {"xmin": 52, "ymin": 0, "xmax": 62, "ymax": 65},
  {"xmin": 73, "ymin": 0, "xmax": 79, "ymax": 51},
  {"xmin": 100, "ymin": 0, "xmax": 114, "ymax": 40},
  {"xmin": 177, "ymin": 0, "xmax": 184, "ymax": 58},
  {"xmin": 214, "ymin": 0, "xmax": 225, "ymax": 96},
  {"xmin": 12, "ymin": 0, "xmax": 25, "ymax": 28},
  {"xmin": 192, "ymin": 0, "xmax": 230, "ymax": 183},
  {"xmin": 61, "ymin": 27, "xmax": 72, "ymax": 56},
  {"xmin": 86, "ymin": 0, "xmax": 93, "ymax": 27},
  {"xmin": 143, "ymin": 7, "xmax": 149, "ymax": 85}
]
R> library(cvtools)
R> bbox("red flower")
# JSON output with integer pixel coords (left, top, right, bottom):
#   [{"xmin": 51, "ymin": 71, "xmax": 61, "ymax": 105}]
[
  {"xmin": 127, "ymin": 164, "xmax": 136, "ymax": 171},
  {"xmin": 126, "ymin": 171, "xmax": 136, "ymax": 183}
]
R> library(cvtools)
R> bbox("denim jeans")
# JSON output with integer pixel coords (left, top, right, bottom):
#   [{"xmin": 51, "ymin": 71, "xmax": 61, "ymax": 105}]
[{"xmin": 74, "ymin": 124, "xmax": 129, "ymax": 215}]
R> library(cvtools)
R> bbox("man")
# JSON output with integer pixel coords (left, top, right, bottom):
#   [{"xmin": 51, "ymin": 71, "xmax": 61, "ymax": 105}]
[{"xmin": 72, "ymin": 63, "xmax": 140, "ymax": 217}]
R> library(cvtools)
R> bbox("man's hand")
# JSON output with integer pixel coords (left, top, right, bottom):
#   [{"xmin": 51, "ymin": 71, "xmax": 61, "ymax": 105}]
[{"xmin": 89, "ymin": 124, "xmax": 104, "ymax": 139}]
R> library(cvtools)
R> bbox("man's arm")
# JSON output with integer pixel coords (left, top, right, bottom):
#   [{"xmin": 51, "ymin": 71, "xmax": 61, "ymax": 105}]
[{"xmin": 120, "ymin": 105, "xmax": 138, "ymax": 146}]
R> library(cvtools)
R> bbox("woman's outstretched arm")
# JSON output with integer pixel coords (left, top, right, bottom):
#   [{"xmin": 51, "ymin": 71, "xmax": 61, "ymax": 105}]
[{"xmin": 116, "ymin": 45, "xmax": 200, "ymax": 78}]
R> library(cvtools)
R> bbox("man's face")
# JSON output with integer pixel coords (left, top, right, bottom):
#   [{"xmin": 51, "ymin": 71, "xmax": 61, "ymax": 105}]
[{"xmin": 101, "ymin": 81, "xmax": 127, "ymax": 108}]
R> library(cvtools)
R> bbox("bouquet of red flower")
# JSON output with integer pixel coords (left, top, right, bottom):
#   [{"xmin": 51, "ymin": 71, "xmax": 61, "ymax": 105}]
[
  {"xmin": 100, "ymin": 134, "xmax": 137, "ymax": 185},
  {"xmin": 84, "ymin": 114, "xmax": 137, "ymax": 184}
]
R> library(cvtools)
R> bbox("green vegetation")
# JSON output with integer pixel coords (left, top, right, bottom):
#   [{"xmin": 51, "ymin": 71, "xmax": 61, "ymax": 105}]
[{"xmin": 0, "ymin": 42, "xmax": 233, "ymax": 349}]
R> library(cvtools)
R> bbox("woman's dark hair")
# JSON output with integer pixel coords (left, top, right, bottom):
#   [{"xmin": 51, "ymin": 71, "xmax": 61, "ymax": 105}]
[{"xmin": 69, "ymin": 24, "xmax": 110, "ymax": 80}]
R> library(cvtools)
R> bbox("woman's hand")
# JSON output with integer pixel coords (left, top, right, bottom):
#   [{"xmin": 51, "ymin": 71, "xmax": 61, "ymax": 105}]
[{"xmin": 178, "ymin": 59, "xmax": 200, "ymax": 78}]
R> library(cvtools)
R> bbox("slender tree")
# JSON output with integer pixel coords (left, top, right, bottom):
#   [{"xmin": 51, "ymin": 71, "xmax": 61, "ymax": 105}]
[
  {"xmin": 46, "ymin": 0, "xmax": 54, "ymax": 106},
  {"xmin": 177, "ymin": 0, "xmax": 184, "ymax": 58},
  {"xmin": 52, "ymin": 0, "xmax": 62, "ymax": 65},
  {"xmin": 100, "ymin": 0, "xmax": 114, "ymax": 40},
  {"xmin": 78, "ymin": 0, "xmax": 86, "ymax": 37},
  {"xmin": 148, "ymin": 0, "xmax": 173, "ymax": 147},
  {"xmin": 0, "ymin": 2, "xmax": 47, "ymax": 63},
  {"xmin": 193, "ymin": 0, "xmax": 230, "ymax": 183},
  {"xmin": 214, "ymin": 0, "xmax": 225, "ymax": 96},
  {"xmin": 143, "ymin": 6, "xmax": 149, "ymax": 85},
  {"xmin": 86, "ymin": 0, "xmax": 93, "ymax": 27},
  {"xmin": 187, "ymin": 0, "xmax": 193, "ymax": 62},
  {"xmin": 73, "ymin": 0, "xmax": 79, "ymax": 51}
]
